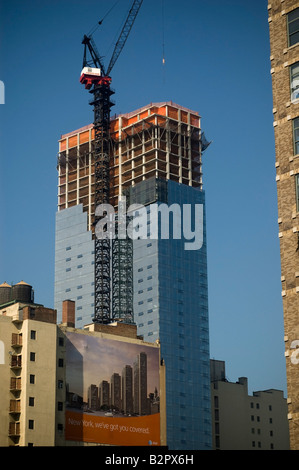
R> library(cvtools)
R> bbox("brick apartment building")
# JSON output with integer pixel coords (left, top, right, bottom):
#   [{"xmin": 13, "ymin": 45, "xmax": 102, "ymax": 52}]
[{"xmin": 268, "ymin": 0, "xmax": 299, "ymax": 449}]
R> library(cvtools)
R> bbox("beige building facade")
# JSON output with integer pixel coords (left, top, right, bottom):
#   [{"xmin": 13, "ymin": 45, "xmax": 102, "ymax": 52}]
[
  {"xmin": 268, "ymin": 0, "xmax": 299, "ymax": 449},
  {"xmin": 211, "ymin": 360, "xmax": 289, "ymax": 450},
  {"xmin": 0, "ymin": 293, "xmax": 166, "ymax": 447},
  {"xmin": 0, "ymin": 301, "xmax": 57, "ymax": 446}
]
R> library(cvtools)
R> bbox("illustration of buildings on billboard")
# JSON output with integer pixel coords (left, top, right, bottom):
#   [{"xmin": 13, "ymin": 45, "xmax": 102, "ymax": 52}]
[{"xmin": 64, "ymin": 331, "xmax": 161, "ymax": 446}]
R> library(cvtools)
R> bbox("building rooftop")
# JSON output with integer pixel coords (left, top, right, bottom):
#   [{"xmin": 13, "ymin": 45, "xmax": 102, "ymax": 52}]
[{"xmin": 60, "ymin": 101, "xmax": 200, "ymax": 139}]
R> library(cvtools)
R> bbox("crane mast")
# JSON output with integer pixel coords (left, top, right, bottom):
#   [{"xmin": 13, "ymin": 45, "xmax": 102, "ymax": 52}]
[{"xmin": 80, "ymin": 0, "xmax": 143, "ymax": 324}]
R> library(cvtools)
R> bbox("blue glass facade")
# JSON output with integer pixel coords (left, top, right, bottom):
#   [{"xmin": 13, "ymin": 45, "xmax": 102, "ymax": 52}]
[
  {"xmin": 132, "ymin": 179, "xmax": 212, "ymax": 450},
  {"xmin": 54, "ymin": 204, "xmax": 95, "ymax": 327},
  {"xmin": 54, "ymin": 182, "xmax": 212, "ymax": 449}
]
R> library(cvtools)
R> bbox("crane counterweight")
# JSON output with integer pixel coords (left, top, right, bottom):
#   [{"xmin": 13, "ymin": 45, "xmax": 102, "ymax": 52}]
[{"xmin": 80, "ymin": 67, "xmax": 111, "ymax": 90}]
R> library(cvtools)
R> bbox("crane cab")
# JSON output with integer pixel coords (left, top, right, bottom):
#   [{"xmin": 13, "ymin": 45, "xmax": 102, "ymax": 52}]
[
  {"xmin": 81, "ymin": 67, "xmax": 102, "ymax": 76},
  {"xmin": 80, "ymin": 67, "xmax": 102, "ymax": 89}
]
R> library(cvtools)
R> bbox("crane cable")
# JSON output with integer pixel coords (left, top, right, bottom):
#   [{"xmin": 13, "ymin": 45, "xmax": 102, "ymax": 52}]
[
  {"xmin": 162, "ymin": 0, "xmax": 165, "ymax": 65},
  {"xmin": 88, "ymin": 1, "xmax": 120, "ymax": 36}
]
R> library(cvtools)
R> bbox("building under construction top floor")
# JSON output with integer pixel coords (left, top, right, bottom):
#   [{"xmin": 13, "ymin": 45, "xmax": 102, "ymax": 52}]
[{"xmin": 57, "ymin": 101, "xmax": 208, "ymax": 231}]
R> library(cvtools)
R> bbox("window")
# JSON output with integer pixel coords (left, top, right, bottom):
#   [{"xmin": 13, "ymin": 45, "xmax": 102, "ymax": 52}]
[
  {"xmin": 58, "ymin": 380, "xmax": 63, "ymax": 389},
  {"xmin": 288, "ymin": 9, "xmax": 299, "ymax": 47},
  {"xmin": 28, "ymin": 420, "xmax": 34, "ymax": 430},
  {"xmin": 59, "ymin": 337, "xmax": 64, "ymax": 347},
  {"xmin": 30, "ymin": 352, "xmax": 35, "ymax": 362},
  {"xmin": 29, "ymin": 397, "xmax": 34, "ymax": 407},
  {"xmin": 295, "ymin": 174, "xmax": 299, "ymax": 211},
  {"xmin": 58, "ymin": 402, "xmax": 63, "ymax": 411},
  {"xmin": 30, "ymin": 330, "xmax": 36, "ymax": 340},
  {"xmin": 30, "ymin": 374, "xmax": 35, "ymax": 384},
  {"xmin": 290, "ymin": 63, "xmax": 299, "ymax": 101},
  {"xmin": 293, "ymin": 118, "xmax": 299, "ymax": 155},
  {"xmin": 58, "ymin": 358, "xmax": 64, "ymax": 367}
]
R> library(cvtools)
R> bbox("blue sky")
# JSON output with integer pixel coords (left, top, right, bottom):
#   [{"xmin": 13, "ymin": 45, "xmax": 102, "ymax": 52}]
[{"xmin": 0, "ymin": 0, "xmax": 286, "ymax": 395}]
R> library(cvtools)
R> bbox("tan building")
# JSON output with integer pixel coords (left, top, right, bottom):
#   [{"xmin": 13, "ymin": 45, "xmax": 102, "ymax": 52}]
[
  {"xmin": 268, "ymin": 0, "xmax": 299, "ymax": 449},
  {"xmin": 210, "ymin": 360, "xmax": 290, "ymax": 450},
  {"xmin": 0, "ymin": 287, "xmax": 57, "ymax": 446},
  {"xmin": 0, "ymin": 287, "xmax": 166, "ymax": 447}
]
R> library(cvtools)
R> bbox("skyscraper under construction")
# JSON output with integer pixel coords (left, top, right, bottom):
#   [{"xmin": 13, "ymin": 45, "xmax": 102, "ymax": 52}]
[
  {"xmin": 268, "ymin": 0, "xmax": 299, "ymax": 450},
  {"xmin": 54, "ymin": 101, "xmax": 211, "ymax": 449}
]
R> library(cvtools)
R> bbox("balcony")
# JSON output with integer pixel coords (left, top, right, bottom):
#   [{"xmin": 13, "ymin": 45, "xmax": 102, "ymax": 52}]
[
  {"xmin": 11, "ymin": 313, "xmax": 23, "ymax": 323},
  {"xmin": 9, "ymin": 400, "xmax": 21, "ymax": 414},
  {"xmin": 8, "ymin": 422, "xmax": 20, "ymax": 437},
  {"xmin": 10, "ymin": 355, "xmax": 22, "ymax": 369},
  {"xmin": 11, "ymin": 333, "xmax": 22, "ymax": 348},
  {"xmin": 10, "ymin": 377, "xmax": 21, "ymax": 392}
]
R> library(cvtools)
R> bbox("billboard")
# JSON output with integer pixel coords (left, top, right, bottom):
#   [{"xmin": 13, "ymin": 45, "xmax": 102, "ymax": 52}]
[{"xmin": 64, "ymin": 331, "xmax": 160, "ymax": 446}]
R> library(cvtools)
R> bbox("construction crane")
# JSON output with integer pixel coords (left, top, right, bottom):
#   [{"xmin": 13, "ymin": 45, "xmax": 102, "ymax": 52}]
[{"xmin": 80, "ymin": 0, "xmax": 143, "ymax": 324}]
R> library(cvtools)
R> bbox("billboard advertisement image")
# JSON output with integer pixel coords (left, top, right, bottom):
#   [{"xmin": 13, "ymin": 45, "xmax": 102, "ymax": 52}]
[{"xmin": 64, "ymin": 331, "xmax": 160, "ymax": 446}]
